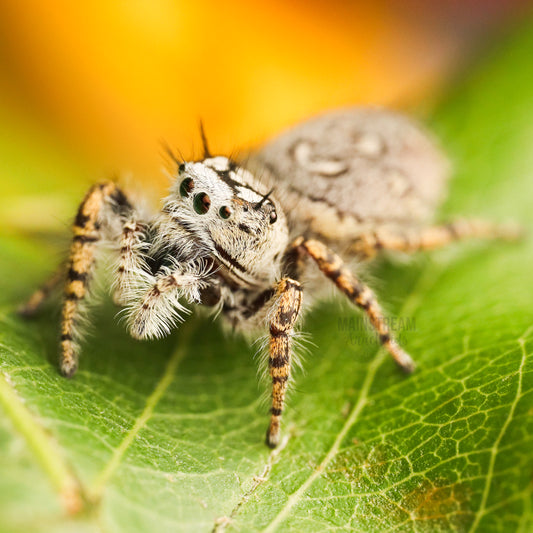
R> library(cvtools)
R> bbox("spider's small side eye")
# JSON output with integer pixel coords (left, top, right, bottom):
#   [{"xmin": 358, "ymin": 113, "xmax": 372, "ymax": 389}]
[
  {"xmin": 269, "ymin": 209, "xmax": 277, "ymax": 224},
  {"xmin": 193, "ymin": 193, "xmax": 211, "ymax": 214},
  {"xmin": 179, "ymin": 178, "xmax": 194, "ymax": 197},
  {"xmin": 219, "ymin": 206, "xmax": 232, "ymax": 219}
]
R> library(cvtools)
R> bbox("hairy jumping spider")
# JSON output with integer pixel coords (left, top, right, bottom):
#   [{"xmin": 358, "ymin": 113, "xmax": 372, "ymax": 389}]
[{"xmin": 20, "ymin": 108, "xmax": 519, "ymax": 447}]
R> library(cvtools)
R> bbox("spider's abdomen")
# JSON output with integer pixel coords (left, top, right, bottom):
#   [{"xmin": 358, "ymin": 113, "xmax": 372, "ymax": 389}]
[{"xmin": 251, "ymin": 107, "xmax": 449, "ymax": 244}]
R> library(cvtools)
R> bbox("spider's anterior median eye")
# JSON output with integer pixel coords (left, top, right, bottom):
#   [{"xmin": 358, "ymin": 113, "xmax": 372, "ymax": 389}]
[
  {"xmin": 179, "ymin": 178, "xmax": 194, "ymax": 197},
  {"xmin": 193, "ymin": 193, "xmax": 211, "ymax": 214},
  {"xmin": 269, "ymin": 209, "xmax": 277, "ymax": 224},
  {"xmin": 219, "ymin": 206, "xmax": 232, "ymax": 219}
]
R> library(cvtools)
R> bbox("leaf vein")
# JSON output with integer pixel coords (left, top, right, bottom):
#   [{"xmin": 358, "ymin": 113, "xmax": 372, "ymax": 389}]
[
  {"xmin": 0, "ymin": 370, "xmax": 84, "ymax": 514},
  {"xmin": 88, "ymin": 329, "xmax": 192, "ymax": 500},
  {"xmin": 467, "ymin": 326, "xmax": 530, "ymax": 532}
]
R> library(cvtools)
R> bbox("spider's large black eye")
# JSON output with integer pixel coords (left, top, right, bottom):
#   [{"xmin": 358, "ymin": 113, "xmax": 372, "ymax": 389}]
[
  {"xmin": 193, "ymin": 193, "xmax": 211, "ymax": 214},
  {"xmin": 219, "ymin": 206, "xmax": 232, "ymax": 219},
  {"xmin": 269, "ymin": 209, "xmax": 277, "ymax": 224},
  {"xmin": 179, "ymin": 178, "xmax": 194, "ymax": 197}
]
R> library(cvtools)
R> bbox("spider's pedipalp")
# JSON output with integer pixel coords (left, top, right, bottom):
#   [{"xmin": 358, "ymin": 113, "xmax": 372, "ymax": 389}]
[{"xmin": 126, "ymin": 267, "xmax": 210, "ymax": 340}]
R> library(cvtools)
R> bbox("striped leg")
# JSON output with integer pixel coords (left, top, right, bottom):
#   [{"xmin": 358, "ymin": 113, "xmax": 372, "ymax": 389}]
[
  {"xmin": 18, "ymin": 266, "xmax": 65, "ymax": 317},
  {"xmin": 60, "ymin": 181, "xmax": 133, "ymax": 377},
  {"xmin": 266, "ymin": 278, "xmax": 303, "ymax": 448},
  {"xmin": 113, "ymin": 219, "xmax": 148, "ymax": 306},
  {"xmin": 299, "ymin": 238, "xmax": 415, "ymax": 373},
  {"xmin": 351, "ymin": 218, "xmax": 523, "ymax": 259}
]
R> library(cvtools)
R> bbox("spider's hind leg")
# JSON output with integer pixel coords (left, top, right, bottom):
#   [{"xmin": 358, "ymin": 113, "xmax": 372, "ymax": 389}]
[
  {"xmin": 18, "ymin": 266, "xmax": 65, "ymax": 317},
  {"xmin": 351, "ymin": 218, "xmax": 523, "ymax": 259}
]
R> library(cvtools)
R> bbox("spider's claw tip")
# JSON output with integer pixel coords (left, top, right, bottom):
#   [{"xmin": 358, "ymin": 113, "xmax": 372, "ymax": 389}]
[
  {"xmin": 265, "ymin": 429, "xmax": 280, "ymax": 449},
  {"xmin": 60, "ymin": 359, "xmax": 78, "ymax": 378},
  {"xmin": 399, "ymin": 354, "xmax": 416, "ymax": 374}
]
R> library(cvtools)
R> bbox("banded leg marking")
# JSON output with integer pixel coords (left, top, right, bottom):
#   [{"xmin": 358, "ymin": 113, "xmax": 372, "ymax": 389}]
[
  {"xmin": 113, "ymin": 219, "xmax": 148, "ymax": 305},
  {"xmin": 300, "ymin": 238, "xmax": 415, "ymax": 373},
  {"xmin": 61, "ymin": 181, "xmax": 132, "ymax": 377},
  {"xmin": 266, "ymin": 278, "xmax": 303, "ymax": 448},
  {"xmin": 351, "ymin": 218, "xmax": 523, "ymax": 259}
]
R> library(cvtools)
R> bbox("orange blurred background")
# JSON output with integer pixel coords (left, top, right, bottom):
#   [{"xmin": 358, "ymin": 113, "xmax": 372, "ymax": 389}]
[{"xmin": 0, "ymin": 0, "xmax": 531, "ymax": 232}]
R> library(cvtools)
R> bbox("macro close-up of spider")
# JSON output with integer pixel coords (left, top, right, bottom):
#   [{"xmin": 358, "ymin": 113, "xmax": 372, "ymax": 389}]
[
  {"xmin": 19, "ymin": 108, "xmax": 519, "ymax": 448},
  {"xmin": 2, "ymin": 4, "xmax": 533, "ymax": 531}
]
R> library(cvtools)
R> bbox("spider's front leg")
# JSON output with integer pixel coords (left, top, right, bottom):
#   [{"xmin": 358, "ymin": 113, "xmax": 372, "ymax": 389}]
[
  {"xmin": 297, "ymin": 237, "xmax": 415, "ymax": 373},
  {"xmin": 266, "ymin": 278, "xmax": 303, "ymax": 448},
  {"xmin": 60, "ymin": 181, "xmax": 135, "ymax": 377}
]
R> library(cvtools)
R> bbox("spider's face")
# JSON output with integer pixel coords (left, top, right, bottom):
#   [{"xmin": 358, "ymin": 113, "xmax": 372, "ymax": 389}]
[{"xmin": 165, "ymin": 156, "xmax": 289, "ymax": 282}]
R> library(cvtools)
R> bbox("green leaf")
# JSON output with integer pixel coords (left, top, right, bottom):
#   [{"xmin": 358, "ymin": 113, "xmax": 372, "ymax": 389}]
[{"xmin": 1, "ymin": 20, "xmax": 533, "ymax": 533}]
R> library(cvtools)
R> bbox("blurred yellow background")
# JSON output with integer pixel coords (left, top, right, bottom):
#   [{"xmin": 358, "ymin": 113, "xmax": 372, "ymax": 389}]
[{"xmin": 0, "ymin": 0, "xmax": 530, "ymax": 232}]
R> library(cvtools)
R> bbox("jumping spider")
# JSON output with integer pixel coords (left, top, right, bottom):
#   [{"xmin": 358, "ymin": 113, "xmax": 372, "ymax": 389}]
[{"xmin": 20, "ymin": 108, "xmax": 519, "ymax": 447}]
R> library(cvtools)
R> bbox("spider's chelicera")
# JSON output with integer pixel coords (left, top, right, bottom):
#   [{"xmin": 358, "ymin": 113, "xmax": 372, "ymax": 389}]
[{"xmin": 20, "ymin": 108, "xmax": 520, "ymax": 447}]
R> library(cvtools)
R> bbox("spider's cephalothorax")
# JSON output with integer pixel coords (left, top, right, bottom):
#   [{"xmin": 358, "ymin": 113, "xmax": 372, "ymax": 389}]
[
  {"xmin": 20, "ymin": 108, "xmax": 521, "ymax": 447},
  {"xmin": 160, "ymin": 156, "xmax": 289, "ymax": 288}
]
